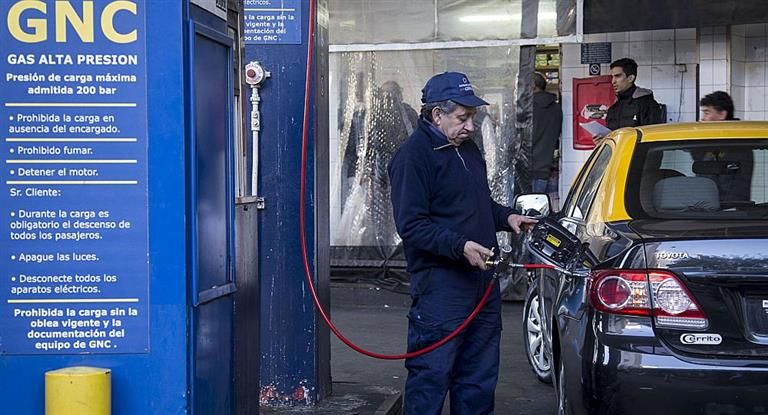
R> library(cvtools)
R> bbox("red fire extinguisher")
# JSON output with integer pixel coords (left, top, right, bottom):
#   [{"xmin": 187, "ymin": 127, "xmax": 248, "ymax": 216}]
[{"xmin": 572, "ymin": 75, "xmax": 614, "ymax": 150}]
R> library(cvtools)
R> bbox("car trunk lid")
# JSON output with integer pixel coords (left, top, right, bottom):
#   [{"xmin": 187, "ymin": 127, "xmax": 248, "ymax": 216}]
[{"xmin": 630, "ymin": 220, "xmax": 768, "ymax": 358}]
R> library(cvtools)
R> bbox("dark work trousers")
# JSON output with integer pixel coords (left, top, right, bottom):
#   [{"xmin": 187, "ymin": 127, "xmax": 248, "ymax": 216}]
[{"xmin": 404, "ymin": 266, "xmax": 502, "ymax": 415}]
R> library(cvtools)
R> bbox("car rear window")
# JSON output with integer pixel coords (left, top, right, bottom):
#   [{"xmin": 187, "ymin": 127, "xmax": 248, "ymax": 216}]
[{"xmin": 626, "ymin": 140, "xmax": 768, "ymax": 219}]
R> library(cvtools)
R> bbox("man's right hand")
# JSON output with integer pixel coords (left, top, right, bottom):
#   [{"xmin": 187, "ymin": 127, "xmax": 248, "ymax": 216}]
[{"xmin": 464, "ymin": 240, "xmax": 493, "ymax": 271}]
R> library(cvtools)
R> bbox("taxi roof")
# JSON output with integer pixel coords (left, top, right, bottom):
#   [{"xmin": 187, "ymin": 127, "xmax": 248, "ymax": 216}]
[{"xmin": 633, "ymin": 121, "xmax": 768, "ymax": 142}]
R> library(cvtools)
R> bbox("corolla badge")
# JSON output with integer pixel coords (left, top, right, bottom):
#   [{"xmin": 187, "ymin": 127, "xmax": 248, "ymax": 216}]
[
  {"xmin": 656, "ymin": 251, "xmax": 690, "ymax": 260},
  {"xmin": 680, "ymin": 333, "xmax": 722, "ymax": 345}
]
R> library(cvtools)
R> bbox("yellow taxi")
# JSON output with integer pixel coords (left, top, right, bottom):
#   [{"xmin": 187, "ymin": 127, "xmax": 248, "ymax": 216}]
[{"xmin": 517, "ymin": 122, "xmax": 768, "ymax": 415}]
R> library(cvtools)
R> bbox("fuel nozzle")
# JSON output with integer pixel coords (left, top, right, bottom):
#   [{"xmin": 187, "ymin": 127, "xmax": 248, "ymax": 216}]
[{"xmin": 484, "ymin": 245, "xmax": 514, "ymax": 274}]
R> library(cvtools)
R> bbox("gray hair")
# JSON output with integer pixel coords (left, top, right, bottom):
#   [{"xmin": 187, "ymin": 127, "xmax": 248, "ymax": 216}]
[{"xmin": 421, "ymin": 99, "xmax": 461, "ymax": 122}]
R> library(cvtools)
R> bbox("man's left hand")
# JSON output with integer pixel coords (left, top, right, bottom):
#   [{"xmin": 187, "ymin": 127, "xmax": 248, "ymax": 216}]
[{"xmin": 507, "ymin": 214, "xmax": 538, "ymax": 234}]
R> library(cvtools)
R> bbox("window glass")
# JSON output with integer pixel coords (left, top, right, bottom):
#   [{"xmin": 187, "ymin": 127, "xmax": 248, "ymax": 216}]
[
  {"xmin": 538, "ymin": 0, "xmax": 577, "ymax": 38},
  {"xmin": 561, "ymin": 148, "xmax": 597, "ymax": 216},
  {"xmin": 328, "ymin": 0, "xmax": 435, "ymax": 45},
  {"xmin": 630, "ymin": 140, "xmax": 768, "ymax": 219},
  {"xmin": 561, "ymin": 145, "xmax": 602, "ymax": 218},
  {"xmin": 571, "ymin": 145, "xmax": 613, "ymax": 220},
  {"xmin": 536, "ymin": 0, "xmax": 559, "ymax": 38},
  {"xmin": 328, "ymin": 0, "xmax": 578, "ymax": 44},
  {"xmin": 436, "ymin": 0, "xmax": 522, "ymax": 41},
  {"xmin": 329, "ymin": 47, "xmax": 520, "ymax": 249}
]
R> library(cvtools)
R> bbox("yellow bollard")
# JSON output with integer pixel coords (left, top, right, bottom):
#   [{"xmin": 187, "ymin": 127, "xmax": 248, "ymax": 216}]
[{"xmin": 45, "ymin": 366, "xmax": 111, "ymax": 415}]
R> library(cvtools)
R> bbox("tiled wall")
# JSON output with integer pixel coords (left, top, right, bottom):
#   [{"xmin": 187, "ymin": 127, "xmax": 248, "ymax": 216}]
[
  {"xmin": 699, "ymin": 26, "xmax": 729, "ymax": 98},
  {"xmin": 559, "ymin": 28, "xmax": 699, "ymax": 200},
  {"xmin": 731, "ymin": 24, "xmax": 768, "ymax": 120},
  {"xmin": 559, "ymin": 25, "xmax": 767, "ymax": 205}
]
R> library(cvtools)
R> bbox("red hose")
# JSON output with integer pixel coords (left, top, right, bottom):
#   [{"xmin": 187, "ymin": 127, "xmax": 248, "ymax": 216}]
[
  {"xmin": 297, "ymin": 0, "xmax": 551, "ymax": 360},
  {"xmin": 515, "ymin": 264, "xmax": 555, "ymax": 269}
]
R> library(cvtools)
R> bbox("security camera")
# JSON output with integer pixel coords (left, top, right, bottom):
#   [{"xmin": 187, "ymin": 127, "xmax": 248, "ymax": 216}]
[{"xmin": 245, "ymin": 61, "xmax": 269, "ymax": 86}]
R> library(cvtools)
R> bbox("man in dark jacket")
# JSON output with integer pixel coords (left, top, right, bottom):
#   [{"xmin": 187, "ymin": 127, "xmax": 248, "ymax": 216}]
[
  {"xmin": 698, "ymin": 91, "xmax": 752, "ymax": 202},
  {"xmin": 603, "ymin": 58, "xmax": 661, "ymax": 137},
  {"xmin": 532, "ymin": 72, "xmax": 562, "ymax": 193},
  {"xmin": 388, "ymin": 72, "xmax": 536, "ymax": 415}
]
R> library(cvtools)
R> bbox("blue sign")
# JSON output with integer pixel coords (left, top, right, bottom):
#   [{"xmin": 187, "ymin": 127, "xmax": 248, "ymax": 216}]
[
  {"xmin": 244, "ymin": 0, "xmax": 302, "ymax": 45},
  {"xmin": 0, "ymin": 0, "xmax": 148, "ymax": 354}
]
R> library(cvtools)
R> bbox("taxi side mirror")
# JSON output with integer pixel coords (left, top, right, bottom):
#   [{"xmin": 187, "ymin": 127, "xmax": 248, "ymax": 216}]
[{"xmin": 513, "ymin": 193, "xmax": 552, "ymax": 217}]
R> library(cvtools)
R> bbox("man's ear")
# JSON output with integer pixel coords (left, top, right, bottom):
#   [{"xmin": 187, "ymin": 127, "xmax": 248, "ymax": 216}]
[
  {"xmin": 628, "ymin": 74, "xmax": 636, "ymax": 83},
  {"xmin": 431, "ymin": 107, "xmax": 442, "ymax": 124}
]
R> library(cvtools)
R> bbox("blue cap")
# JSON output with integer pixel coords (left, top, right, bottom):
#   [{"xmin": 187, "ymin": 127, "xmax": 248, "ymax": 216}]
[{"xmin": 421, "ymin": 72, "xmax": 489, "ymax": 107}]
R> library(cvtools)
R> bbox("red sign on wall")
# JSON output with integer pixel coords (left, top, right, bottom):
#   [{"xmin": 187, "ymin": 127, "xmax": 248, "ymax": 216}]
[{"xmin": 572, "ymin": 76, "xmax": 615, "ymax": 150}]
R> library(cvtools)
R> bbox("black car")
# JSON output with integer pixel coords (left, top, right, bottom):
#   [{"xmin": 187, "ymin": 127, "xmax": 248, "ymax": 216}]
[{"xmin": 517, "ymin": 122, "xmax": 768, "ymax": 414}]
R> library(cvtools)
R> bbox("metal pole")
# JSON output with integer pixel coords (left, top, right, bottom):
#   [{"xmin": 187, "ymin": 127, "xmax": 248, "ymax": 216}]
[{"xmin": 250, "ymin": 85, "xmax": 261, "ymax": 197}]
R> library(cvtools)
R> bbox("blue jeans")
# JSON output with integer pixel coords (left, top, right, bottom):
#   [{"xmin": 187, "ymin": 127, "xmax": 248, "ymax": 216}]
[
  {"xmin": 404, "ymin": 267, "xmax": 501, "ymax": 415},
  {"xmin": 532, "ymin": 178, "xmax": 548, "ymax": 193}
]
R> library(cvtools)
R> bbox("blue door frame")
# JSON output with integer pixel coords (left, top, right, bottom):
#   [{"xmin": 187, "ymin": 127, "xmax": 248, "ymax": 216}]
[{"xmin": 187, "ymin": 19, "xmax": 237, "ymax": 415}]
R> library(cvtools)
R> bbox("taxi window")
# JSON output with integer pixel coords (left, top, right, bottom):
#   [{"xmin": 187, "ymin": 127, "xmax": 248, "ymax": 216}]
[
  {"xmin": 627, "ymin": 140, "xmax": 768, "ymax": 219},
  {"xmin": 561, "ymin": 145, "xmax": 602, "ymax": 217},
  {"xmin": 570, "ymin": 145, "xmax": 613, "ymax": 220}
]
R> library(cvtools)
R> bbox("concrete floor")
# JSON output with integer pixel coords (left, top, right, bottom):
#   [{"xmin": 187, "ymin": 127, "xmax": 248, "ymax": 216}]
[{"xmin": 329, "ymin": 285, "xmax": 556, "ymax": 414}]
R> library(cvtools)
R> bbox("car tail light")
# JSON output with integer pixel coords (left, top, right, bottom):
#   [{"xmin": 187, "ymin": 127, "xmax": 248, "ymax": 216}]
[{"xmin": 589, "ymin": 270, "xmax": 708, "ymax": 329}]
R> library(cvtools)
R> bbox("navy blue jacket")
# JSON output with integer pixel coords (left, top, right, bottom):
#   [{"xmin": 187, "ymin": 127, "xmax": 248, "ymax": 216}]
[{"xmin": 388, "ymin": 118, "xmax": 517, "ymax": 274}]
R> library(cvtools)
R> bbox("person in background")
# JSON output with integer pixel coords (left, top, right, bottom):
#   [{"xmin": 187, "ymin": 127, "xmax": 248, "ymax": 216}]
[
  {"xmin": 381, "ymin": 80, "xmax": 419, "ymax": 135},
  {"xmin": 388, "ymin": 71, "xmax": 537, "ymax": 415},
  {"xmin": 341, "ymin": 72, "xmax": 367, "ymax": 204},
  {"xmin": 532, "ymin": 72, "xmax": 562, "ymax": 193},
  {"xmin": 337, "ymin": 79, "xmax": 418, "ymax": 247},
  {"xmin": 596, "ymin": 58, "xmax": 661, "ymax": 144},
  {"xmin": 700, "ymin": 90, "xmax": 736, "ymax": 121},
  {"xmin": 697, "ymin": 91, "xmax": 752, "ymax": 202}
]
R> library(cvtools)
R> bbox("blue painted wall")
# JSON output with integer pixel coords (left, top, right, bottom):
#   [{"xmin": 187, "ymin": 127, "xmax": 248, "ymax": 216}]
[
  {"xmin": 0, "ymin": 2, "xmax": 188, "ymax": 413},
  {"xmin": 247, "ymin": 0, "xmax": 331, "ymax": 405}
]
